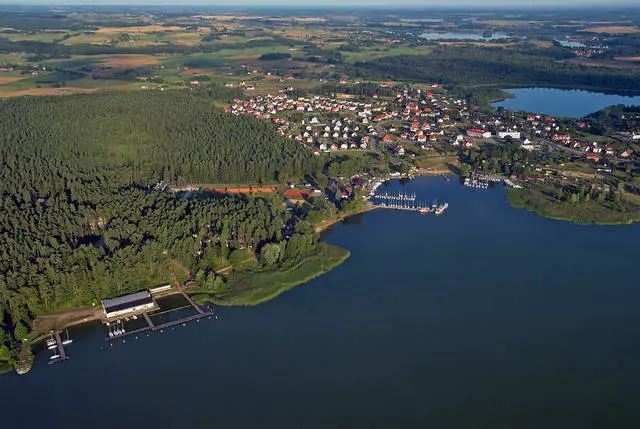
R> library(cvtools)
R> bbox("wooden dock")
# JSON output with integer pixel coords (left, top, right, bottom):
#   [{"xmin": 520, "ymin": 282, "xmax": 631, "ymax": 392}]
[
  {"xmin": 105, "ymin": 289, "xmax": 212, "ymax": 342},
  {"xmin": 106, "ymin": 263, "xmax": 213, "ymax": 342},
  {"xmin": 48, "ymin": 331, "xmax": 70, "ymax": 365}
]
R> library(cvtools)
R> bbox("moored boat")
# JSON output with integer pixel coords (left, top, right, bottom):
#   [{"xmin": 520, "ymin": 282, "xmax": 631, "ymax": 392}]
[{"xmin": 435, "ymin": 202, "xmax": 448, "ymax": 215}]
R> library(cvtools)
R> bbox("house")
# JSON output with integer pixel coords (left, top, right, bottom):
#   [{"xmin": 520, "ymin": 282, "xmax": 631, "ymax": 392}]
[
  {"xmin": 467, "ymin": 129, "xmax": 491, "ymax": 139},
  {"xmin": 586, "ymin": 152, "xmax": 600, "ymax": 162},
  {"xmin": 394, "ymin": 146, "xmax": 405, "ymax": 156},
  {"xmin": 621, "ymin": 150, "xmax": 630, "ymax": 158}
]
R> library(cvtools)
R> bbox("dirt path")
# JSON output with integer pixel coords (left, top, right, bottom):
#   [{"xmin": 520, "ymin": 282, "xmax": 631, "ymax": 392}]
[
  {"xmin": 215, "ymin": 255, "xmax": 257, "ymax": 275},
  {"xmin": 31, "ymin": 306, "xmax": 103, "ymax": 337}
]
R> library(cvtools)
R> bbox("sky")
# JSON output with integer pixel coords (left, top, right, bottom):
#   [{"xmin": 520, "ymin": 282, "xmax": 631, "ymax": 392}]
[{"xmin": 0, "ymin": 0, "xmax": 636, "ymax": 7}]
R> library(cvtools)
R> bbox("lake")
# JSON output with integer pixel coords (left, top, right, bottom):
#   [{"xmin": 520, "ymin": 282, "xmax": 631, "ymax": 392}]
[
  {"xmin": 3, "ymin": 176, "xmax": 640, "ymax": 429},
  {"xmin": 420, "ymin": 32, "xmax": 509, "ymax": 41},
  {"xmin": 492, "ymin": 87, "xmax": 640, "ymax": 118},
  {"xmin": 555, "ymin": 40, "xmax": 586, "ymax": 48}
]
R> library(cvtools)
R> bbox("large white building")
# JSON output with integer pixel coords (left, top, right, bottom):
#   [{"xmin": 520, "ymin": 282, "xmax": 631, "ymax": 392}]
[
  {"xmin": 101, "ymin": 291, "xmax": 155, "ymax": 319},
  {"xmin": 498, "ymin": 131, "xmax": 522, "ymax": 140}
]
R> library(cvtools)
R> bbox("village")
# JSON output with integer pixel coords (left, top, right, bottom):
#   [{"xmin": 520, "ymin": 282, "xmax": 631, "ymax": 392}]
[{"xmin": 227, "ymin": 80, "xmax": 638, "ymax": 165}]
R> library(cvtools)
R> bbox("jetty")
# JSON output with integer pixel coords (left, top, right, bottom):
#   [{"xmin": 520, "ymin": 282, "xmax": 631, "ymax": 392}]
[
  {"xmin": 105, "ymin": 264, "xmax": 213, "ymax": 342},
  {"xmin": 48, "ymin": 331, "xmax": 70, "ymax": 365}
]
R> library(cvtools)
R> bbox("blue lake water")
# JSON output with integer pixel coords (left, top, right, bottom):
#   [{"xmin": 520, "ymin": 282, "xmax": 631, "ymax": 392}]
[
  {"xmin": 2, "ymin": 176, "xmax": 640, "ymax": 428},
  {"xmin": 556, "ymin": 40, "xmax": 586, "ymax": 48},
  {"xmin": 492, "ymin": 87, "xmax": 640, "ymax": 118},
  {"xmin": 420, "ymin": 32, "xmax": 509, "ymax": 41}
]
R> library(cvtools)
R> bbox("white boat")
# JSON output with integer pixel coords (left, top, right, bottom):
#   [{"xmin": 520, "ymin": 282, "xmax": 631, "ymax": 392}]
[
  {"xmin": 47, "ymin": 344, "xmax": 57, "ymax": 350},
  {"xmin": 108, "ymin": 330, "xmax": 114, "ymax": 338},
  {"xmin": 49, "ymin": 354, "xmax": 60, "ymax": 360},
  {"xmin": 62, "ymin": 330, "xmax": 73, "ymax": 345},
  {"xmin": 132, "ymin": 315, "xmax": 138, "ymax": 320},
  {"xmin": 435, "ymin": 202, "xmax": 449, "ymax": 215}
]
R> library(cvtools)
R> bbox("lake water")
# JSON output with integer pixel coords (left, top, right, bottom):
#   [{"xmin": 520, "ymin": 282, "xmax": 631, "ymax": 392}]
[
  {"xmin": 3, "ymin": 176, "xmax": 640, "ymax": 428},
  {"xmin": 492, "ymin": 87, "xmax": 640, "ymax": 118},
  {"xmin": 420, "ymin": 32, "xmax": 509, "ymax": 41},
  {"xmin": 555, "ymin": 40, "xmax": 586, "ymax": 48}
]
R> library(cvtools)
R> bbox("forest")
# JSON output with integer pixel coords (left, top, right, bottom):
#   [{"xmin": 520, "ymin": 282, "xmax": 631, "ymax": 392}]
[
  {"xmin": 0, "ymin": 89, "xmax": 323, "ymax": 362},
  {"xmin": 350, "ymin": 46, "xmax": 640, "ymax": 94}
]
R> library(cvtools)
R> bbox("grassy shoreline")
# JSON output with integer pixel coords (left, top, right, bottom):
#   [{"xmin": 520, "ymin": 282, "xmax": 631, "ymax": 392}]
[
  {"xmin": 192, "ymin": 243, "xmax": 350, "ymax": 306},
  {"xmin": 506, "ymin": 188, "xmax": 640, "ymax": 225}
]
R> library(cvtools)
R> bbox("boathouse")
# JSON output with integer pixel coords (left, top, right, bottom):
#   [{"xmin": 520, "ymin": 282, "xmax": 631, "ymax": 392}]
[{"xmin": 101, "ymin": 291, "xmax": 154, "ymax": 319}]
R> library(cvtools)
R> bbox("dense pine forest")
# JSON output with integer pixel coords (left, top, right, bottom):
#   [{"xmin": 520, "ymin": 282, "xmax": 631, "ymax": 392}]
[
  {"xmin": 350, "ymin": 47, "xmax": 640, "ymax": 94},
  {"xmin": 0, "ymin": 89, "xmax": 322, "ymax": 360}
]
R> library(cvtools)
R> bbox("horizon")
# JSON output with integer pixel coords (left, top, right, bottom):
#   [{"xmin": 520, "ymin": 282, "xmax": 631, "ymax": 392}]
[{"xmin": 1, "ymin": 0, "xmax": 639, "ymax": 10}]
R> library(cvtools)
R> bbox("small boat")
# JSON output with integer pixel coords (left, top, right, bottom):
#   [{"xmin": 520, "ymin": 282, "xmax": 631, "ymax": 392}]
[
  {"xmin": 132, "ymin": 315, "xmax": 138, "ymax": 320},
  {"xmin": 47, "ymin": 343, "xmax": 57, "ymax": 350},
  {"xmin": 417, "ymin": 207, "xmax": 431, "ymax": 215},
  {"xmin": 62, "ymin": 330, "xmax": 73, "ymax": 345},
  {"xmin": 435, "ymin": 202, "xmax": 449, "ymax": 215},
  {"xmin": 50, "ymin": 354, "xmax": 61, "ymax": 360}
]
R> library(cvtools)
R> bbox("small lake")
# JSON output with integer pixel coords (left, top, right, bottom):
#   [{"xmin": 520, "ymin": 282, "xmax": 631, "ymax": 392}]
[
  {"xmin": 2, "ymin": 176, "xmax": 640, "ymax": 428},
  {"xmin": 400, "ymin": 18, "xmax": 444, "ymax": 23},
  {"xmin": 492, "ymin": 87, "xmax": 640, "ymax": 118},
  {"xmin": 556, "ymin": 40, "xmax": 586, "ymax": 48},
  {"xmin": 420, "ymin": 32, "xmax": 510, "ymax": 41}
]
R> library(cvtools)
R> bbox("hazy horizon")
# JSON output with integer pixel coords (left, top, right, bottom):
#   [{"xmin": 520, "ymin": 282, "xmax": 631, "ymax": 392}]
[{"xmin": 0, "ymin": 0, "xmax": 638, "ymax": 9}]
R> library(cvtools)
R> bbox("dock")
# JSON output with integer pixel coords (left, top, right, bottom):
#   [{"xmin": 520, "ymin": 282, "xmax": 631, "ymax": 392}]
[
  {"xmin": 105, "ymin": 265, "xmax": 212, "ymax": 342},
  {"xmin": 48, "ymin": 331, "xmax": 70, "ymax": 365}
]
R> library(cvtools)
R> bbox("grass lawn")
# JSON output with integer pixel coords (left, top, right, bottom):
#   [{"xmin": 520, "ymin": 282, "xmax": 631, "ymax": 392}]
[{"xmin": 194, "ymin": 243, "xmax": 350, "ymax": 306}]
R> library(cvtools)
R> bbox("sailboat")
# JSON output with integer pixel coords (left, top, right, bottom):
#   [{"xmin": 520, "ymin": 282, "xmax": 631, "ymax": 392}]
[
  {"xmin": 62, "ymin": 330, "xmax": 73, "ymax": 345},
  {"xmin": 46, "ymin": 333, "xmax": 57, "ymax": 349}
]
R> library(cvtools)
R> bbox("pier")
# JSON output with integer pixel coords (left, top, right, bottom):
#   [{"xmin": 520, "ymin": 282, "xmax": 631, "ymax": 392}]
[
  {"xmin": 105, "ymin": 264, "xmax": 213, "ymax": 342},
  {"xmin": 48, "ymin": 331, "xmax": 70, "ymax": 365}
]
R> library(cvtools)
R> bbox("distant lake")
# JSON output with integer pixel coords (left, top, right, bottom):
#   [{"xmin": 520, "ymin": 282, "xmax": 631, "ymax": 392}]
[
  {"xmin": 556, "ymin": 40, "xmax": 586, "ymax": 48},
  {"xmin": 420, "ymin": 32, "xmax": 509, "ymax": 41},
  {"xmin": 400, "ymin": 18, "xmax": 444, "ymax": 23},
  {"xmin": 492, "ymin": 87, "xmax": 640, "ymax": 118}
]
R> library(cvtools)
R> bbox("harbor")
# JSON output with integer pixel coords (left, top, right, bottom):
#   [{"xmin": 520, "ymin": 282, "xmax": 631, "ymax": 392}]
[
  {"xmin": 369, "ymin": 190, "xmax": 448, "ymax": 215},
  {"xmin": 103, "ymin": 270, "xmax": 214, "ymax": 342}
]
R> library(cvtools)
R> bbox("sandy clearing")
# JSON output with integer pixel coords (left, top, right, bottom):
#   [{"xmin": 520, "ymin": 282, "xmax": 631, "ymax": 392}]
[
  {"xmin": 0, "ymin": 75, "xmax": 24, "ymax": 84},
  {"xmin": 582, "ymin": 26, "xmax": 640, "ymax": 34}
]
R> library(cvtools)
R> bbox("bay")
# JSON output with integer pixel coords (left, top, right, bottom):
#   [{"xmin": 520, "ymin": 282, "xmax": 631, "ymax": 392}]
[
  {"xmin": 492, "ymin": 87, "xmax": 640, "ymax": 118},
  {"xmin": 2, "ymin": 176, "xmax": 640, "ymax": 429}
]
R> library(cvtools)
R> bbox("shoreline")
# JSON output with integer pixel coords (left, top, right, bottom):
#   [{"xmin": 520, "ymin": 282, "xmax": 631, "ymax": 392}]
[{"xmin": 314, "ymin": 205, "xmax": 378, "ymax": 234}]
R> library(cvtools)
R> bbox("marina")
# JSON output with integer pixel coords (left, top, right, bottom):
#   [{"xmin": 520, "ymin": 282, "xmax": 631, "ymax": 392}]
[
  {"xmin": 48, "ymin": 331, "xmax": 71, "ymax": 365},
  {"xmin": 104, "ymin": 289, "xmax": 213, "ymax": 342},
  {"xmin": 370, "ymin": 191, "xmax": 448, "ymax": 215}
]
